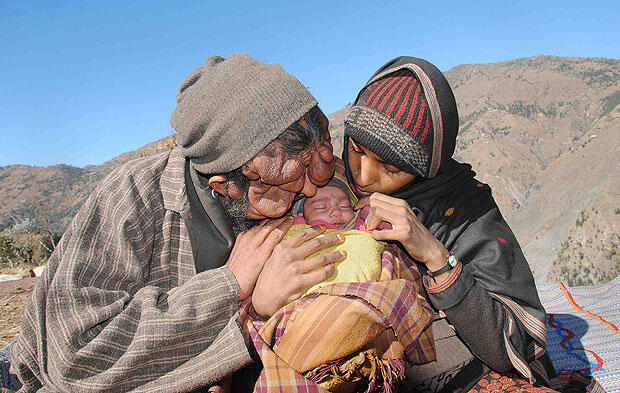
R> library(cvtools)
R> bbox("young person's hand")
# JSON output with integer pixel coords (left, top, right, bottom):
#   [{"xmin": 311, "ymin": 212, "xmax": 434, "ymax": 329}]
[
  {"xmin": 252, "ymin": 225, "xmax": 345, "ymax": 318},
  {"xmin": 226, "ymin": 216, "xmax": 294, "ymax": 301},
  {"xmin": 355, "ymin": 193, "xmax": 450, "ymax": 275}
]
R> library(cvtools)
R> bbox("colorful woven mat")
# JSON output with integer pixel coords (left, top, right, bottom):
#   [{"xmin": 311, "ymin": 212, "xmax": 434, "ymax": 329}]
[
  {"xmin": 536, "ymin": 277, "xmax": 620, "ymax": 392},
  {"xmin": 0, "ymin": 341, "xmax": 21, "ymax": 391}
]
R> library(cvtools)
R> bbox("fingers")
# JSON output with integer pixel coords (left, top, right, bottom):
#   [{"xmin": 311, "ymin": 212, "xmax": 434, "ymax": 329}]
[
  {"xmin": 286, "ymin": 225, "xmax": 327, "ymax": 247},
  {"xmin": 368, "ymin": 192, "xmax": 408, "ymax": 207},
  {"xmin": 296, "ymin": 232, "xmax": 345, "ymax": 258},
  {"xmin": 256, "ymin": 215, "xmax": 292, "ymax": 242},
  {"xmin": 298, "ymin": 250, "xmax": 346, "ymax": 273},
  {"xmin": 239, "ymin": 215, "xmax": 292, "ymax": 247},
  {"xmin": 297, "ymin": 264, "xmax": 337, "ymax": 293},
  {"xmin": 370, "ymin": 229, "xmax": 399, "ymax": 241},
  {"xmin": 262, "ymin": 215, "xmax": 295, "ymax": 247},
  {"xmin": 353, "ymin": 193, "xmax": 403, "ymax": 210},
  {"xmin": 365, "ymin": 204, "xmax": 407, "ymax": 230},
  {"xmin": 353, "ymin": 196, "xmax": 371, "ymax": 210}
]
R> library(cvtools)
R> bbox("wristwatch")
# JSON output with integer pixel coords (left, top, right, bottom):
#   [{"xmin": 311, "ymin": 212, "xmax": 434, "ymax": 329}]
[{"xmin": 426, "ymin": 253, "xmax": 458, "ymax": 278}]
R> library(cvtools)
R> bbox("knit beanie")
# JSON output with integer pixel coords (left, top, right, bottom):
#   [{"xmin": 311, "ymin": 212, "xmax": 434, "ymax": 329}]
[
  {"xmin": 344, "ymin": 69, "xmax": 434, "ymax": 178},
  {"xmin": 171, "ymin": 53, "xmax": 318, "ymax": 174},
  {"xmin": 344, "ymin": 56, "xmax": 459, "ymax": 179}
]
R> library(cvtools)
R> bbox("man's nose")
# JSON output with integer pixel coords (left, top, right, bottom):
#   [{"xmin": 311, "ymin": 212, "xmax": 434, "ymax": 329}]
[
  {"xmin": 307, "ymin": 143, "xmax": 335, "ymax": 187},
  {"xmin": 300, "ymin": 176, "xmax": 318, "ymax": 197}
]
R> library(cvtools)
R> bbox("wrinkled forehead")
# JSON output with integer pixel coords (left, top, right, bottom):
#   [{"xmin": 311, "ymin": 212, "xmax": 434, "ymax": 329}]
[
  {"xmin": 243, "ymin": 140, "xmax": 306, "ymax": 185},
  {"xmin": 242, "ymin": 124, "xmax": 334, "ymax": 188}
]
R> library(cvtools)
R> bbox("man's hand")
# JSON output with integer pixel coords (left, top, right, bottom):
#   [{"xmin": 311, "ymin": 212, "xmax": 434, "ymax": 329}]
[
  {"xmin": 226, "ymin": 216, "xmax": 294, "ymax": 301},
  {"xmin": 252, "ymin": 226, "xmax": 345, "ymax": 318}
]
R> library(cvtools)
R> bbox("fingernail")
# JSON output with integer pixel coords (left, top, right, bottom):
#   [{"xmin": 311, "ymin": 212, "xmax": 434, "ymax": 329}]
[
  {"xmin": 363, "ymin": 220, "xmax": 368, "ymax": 230},
  {"xmin": 320, "ymin": 224, "xmax": 327, "ymax": 228},
  {"xmin": 337, "ymin": 234, "xmax": 345, "ymax": 242},
  {"xmin": 339, "ymin": 250, "xmax": 347, "ymax": 257}
]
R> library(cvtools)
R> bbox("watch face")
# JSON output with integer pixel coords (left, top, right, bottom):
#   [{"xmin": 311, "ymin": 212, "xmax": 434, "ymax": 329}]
[{"xmin": 447, "ymin": 255, "xmax": 457, "ymax": 267}]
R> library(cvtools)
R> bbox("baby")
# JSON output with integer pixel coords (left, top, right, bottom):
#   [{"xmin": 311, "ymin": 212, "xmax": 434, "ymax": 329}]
[
  {"xmin": 302, "ymin": 185, "xmax": 356, "ymax": 229},
  {"xmin": 288, "ymin": 172, "xmax": 390, "ymax": 294},
  {"xmin": 293, "ymin": 172, "xmax": 361, "ymax": 230}
]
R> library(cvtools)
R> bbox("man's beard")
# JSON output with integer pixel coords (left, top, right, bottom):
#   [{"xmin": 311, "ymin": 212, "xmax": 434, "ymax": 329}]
[
  {"xmin": 221, "ymin": 191, "xmax": 258, "ymax": 236},
  {"xmin": 220, "ymin": 167, "xmax": 259, "ymax": 236}
]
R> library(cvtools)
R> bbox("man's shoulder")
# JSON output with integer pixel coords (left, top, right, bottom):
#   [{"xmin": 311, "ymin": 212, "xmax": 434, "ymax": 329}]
[
  {"xmin": 101, "ymin": 150, "xmax": 184, "ymax": 184},
  {"xmin": 112, "ymin": 150, "xmax": 176, "ymax": 178},
  {"xmin": 94, "ymin": 149, "xmax": 186, "ymax": 204}
]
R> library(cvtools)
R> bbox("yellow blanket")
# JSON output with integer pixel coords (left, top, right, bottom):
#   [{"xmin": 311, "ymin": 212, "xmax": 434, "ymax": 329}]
[{"xmin": 284, "ymin": 224, "xmax": 385, "ymax": 294}]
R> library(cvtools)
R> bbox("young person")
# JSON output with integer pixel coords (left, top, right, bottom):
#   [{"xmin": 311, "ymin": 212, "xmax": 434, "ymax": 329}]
[
  {"xmin": 286, "ymin": 172, "xmax": 396, "ymax": 294},
  {"xmin": 342, "ymin": 56, "xmax": 558, "ymax": 392},
  {"xmin": 295, "ymin": 172, "xmax": 358, "ymax": 229}
]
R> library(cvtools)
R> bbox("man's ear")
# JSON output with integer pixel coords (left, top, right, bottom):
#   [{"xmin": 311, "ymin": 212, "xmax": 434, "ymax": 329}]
[
  {"xmin": 208, "ymin": 175, "xmax": 244, "ymax": 200},
  {"xmin": 208, "ymin": 175, "xmax": 228, "ymax": 197}
]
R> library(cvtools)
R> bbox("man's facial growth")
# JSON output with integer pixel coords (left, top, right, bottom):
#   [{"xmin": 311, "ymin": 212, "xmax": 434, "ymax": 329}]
[{"xmin": 214, "ymin": 106, "xmax": 335, "ymax": 230}]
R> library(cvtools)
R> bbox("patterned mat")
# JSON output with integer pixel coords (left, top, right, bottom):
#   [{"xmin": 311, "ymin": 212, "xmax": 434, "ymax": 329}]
[
  {"xmin": 0, "ymin": 341, "xmax": 21, "ymax": 391},
  {"xmin": 537, "ymin": 277, "xmax": 620, "ymax": 392}
]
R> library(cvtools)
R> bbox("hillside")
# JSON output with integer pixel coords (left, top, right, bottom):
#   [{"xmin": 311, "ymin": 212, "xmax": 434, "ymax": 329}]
[
  {"xmin": 1, "ymin": 55, "xmax": 618, "ymax": 284},
  {"xmin": 312, "ymin": 55, "xmax": 620, "ymax": 283},
  {"xmin": 0, "ymin": 137, "xmax": 176, "ymax": 232},
  {"xmin": 444, "ymin": 56, "xmax": 619, "ymax": 280}
]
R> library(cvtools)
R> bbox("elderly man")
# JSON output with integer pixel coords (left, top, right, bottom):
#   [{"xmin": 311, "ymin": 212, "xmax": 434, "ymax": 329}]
[{"xmin": 10, "ymin": 54, "xmax": 343, "ymax": 392}]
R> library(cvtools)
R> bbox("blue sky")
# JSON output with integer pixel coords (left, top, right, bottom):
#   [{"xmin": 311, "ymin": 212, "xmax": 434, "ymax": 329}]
[{"xmin": 1, "ymin": 0, "xmax": 618, "ymax": 167}]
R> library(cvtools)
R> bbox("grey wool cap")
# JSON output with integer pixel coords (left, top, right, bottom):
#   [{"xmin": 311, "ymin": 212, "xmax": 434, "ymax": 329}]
[{"xmin": 171, "ymin": 53, "xmax": 318, "ymax": 174}]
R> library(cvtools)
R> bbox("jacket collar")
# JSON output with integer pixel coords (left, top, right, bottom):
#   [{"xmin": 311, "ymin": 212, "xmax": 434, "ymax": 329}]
[{"xmin": 160, "ymin": 148, "xmax": 190, "ymax": 214}]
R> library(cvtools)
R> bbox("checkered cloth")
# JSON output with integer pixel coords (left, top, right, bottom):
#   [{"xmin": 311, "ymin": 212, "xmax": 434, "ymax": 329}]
[{"xmin": 239, "ymin": 244, "xmax": 435, "ymax": 392}]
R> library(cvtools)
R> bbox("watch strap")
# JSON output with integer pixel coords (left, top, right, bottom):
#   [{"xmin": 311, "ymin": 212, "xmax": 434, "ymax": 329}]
[{"xmin": 427, "ymin": 254, "xmax": 458, "ymax": 278}]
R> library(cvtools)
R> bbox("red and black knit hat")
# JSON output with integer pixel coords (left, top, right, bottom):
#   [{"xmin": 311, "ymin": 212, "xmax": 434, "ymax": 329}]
[{"xmin": 344, "ymin": 58, "xmax": 458, "ymax": 179}]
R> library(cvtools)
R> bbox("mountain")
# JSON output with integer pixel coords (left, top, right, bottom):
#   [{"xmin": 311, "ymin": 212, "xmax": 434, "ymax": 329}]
[
  {"xmin": 0, "ymin": 137, "xmax": 176, "ymax": 232},
  {"xmin": 1, "ymin": 55, "xmax": 618, "ymax": 284}
]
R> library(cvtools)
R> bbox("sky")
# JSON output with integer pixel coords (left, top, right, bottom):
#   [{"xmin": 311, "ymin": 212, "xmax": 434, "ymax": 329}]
[{"xmin": 1, "ymin": 0, "xmax": 618, "ymax": 167}]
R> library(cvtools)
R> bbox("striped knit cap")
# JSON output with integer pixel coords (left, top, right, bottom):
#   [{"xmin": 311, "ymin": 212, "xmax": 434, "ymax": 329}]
[{"xmin": 345, "ymin": 69, "xmax": 434, "ymax": 178}]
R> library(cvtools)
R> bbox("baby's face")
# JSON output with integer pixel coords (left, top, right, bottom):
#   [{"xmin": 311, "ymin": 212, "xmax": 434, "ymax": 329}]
[{"xmin": 303, "ymin": 186, "xmax": 354, "ymax": 229}]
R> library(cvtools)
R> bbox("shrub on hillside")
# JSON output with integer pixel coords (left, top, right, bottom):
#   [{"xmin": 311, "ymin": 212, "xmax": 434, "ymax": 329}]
[{"xmin": 0, "ymin": 222, "xmax": 61, "ymax": 274}]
